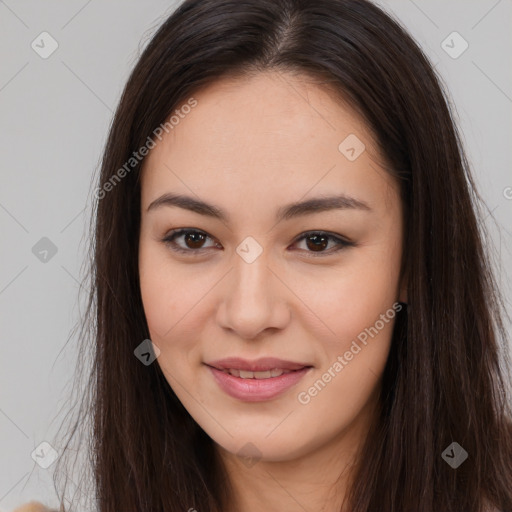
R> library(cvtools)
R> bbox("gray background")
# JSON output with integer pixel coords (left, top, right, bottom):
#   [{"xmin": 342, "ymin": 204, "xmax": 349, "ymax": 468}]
[{"xmin": 1, "ymin": 1, "xmax": 511, "ymax": 510}]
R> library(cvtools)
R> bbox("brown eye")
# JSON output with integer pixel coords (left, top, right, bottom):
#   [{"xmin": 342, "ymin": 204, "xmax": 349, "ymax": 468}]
[
  {"xmin": 182, "ymin": 231, "xmax": 207, "ymax": 249},
  {"xmin": 162, "ymin": 229, "xmax": 353, "ymax": 257},
  {"xmin": 162, "ymin": 229, "xmax": 219, "ymax": 254},
  {"xmin": 304, "ymin": 233, "xmax": 329, "ymax": 252},
  {"xmin": 292, "ymin": 231, "xmax": 353, "ymax": 256}
]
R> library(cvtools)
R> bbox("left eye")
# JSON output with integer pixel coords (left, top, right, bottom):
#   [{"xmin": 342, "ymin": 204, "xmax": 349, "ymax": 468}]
[
  {"xmin": 293, "ymin": 231, "xmax": 353, "ymax": 255},
  {"xmin": 162, "ymin": 229, "xmax": 353, "ymax": 256}
]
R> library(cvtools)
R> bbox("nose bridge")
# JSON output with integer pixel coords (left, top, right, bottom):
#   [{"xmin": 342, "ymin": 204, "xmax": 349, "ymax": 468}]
[
  {"xmin": 230, "ymin": 243, "xmax": 274, "ymax": 311},
  {"xmin": 230, "ymin": 234, "xmax": 272, "ymax": 297},
  {"xmin": 218, "ymin": 240, "xmax": 289, "ymax": 338}
]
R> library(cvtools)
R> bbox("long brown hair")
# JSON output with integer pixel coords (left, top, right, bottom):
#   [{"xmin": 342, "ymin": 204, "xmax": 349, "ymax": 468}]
[{"xmin": 51, "ymin": 0, "xmax": 512, "ymax": 510}]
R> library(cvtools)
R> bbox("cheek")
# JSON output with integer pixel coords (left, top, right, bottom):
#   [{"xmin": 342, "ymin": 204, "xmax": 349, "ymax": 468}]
[
  {"xmin": 138, "ymin": 241, "xmax": 219, "ymax": 364},
  {"xmin": 138, "ymin": 255, "xmax": 198, "ymax": 387},
  {"xmin": 139, "ymin": 242, "xmax": 188, "ymax": 341},
  {"xmin": 289, "ymin": 251, "xmax": 401, "ymax": 344},
  {"xmin": 290, "ymin": 243, "xmax": 401, "ymax": 423}
]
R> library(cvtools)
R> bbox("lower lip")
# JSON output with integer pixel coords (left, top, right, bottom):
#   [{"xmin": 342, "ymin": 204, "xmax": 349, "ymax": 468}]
[{"xmin": 206, "ymin": 365, "xmax": 311, "ymax": 402}]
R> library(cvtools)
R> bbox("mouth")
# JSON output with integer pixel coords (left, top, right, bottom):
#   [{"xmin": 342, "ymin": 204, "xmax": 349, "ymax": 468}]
[
  {"xmin": 204, "ymin": 357, "xmax": 313, "ymax": 401},
  {"xmin": 210, "ymin": 367, "xmax": 301, "ymax": 379},
  {"xmin": 205, "ymin": 356, "xmax": 312, "ymax": 374}
]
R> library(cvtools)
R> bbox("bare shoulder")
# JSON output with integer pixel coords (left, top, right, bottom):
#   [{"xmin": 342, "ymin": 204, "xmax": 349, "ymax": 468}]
[{"xmin": 11, "ymin": 501, "xmax": 56, "ymax": 512}]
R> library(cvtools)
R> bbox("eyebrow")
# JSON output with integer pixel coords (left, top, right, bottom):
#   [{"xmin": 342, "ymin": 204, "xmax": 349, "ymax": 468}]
[{"xmin": 146, "ymin": 192, "xmax": 371, "ymax": 222}]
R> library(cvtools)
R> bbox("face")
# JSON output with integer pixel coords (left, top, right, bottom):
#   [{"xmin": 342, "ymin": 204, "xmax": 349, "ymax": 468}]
[{"xmin": 138, "ymin": 71, "xmax": 406, "ymax": 463}]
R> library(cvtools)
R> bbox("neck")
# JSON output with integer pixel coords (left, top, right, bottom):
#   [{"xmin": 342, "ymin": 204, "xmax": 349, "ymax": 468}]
[{"xmin": 217, "ymin": 391, "xmax": 380, "ymax": 512}]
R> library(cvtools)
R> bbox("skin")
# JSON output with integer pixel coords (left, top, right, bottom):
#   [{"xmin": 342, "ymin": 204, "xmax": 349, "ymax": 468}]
[
  {"xmin": 12, "ymin": 503, "xmax": 52, "ymax": 512},
  {"xmin": 138, "ymin": 70, "xmax": 407, "ymax": 512}
]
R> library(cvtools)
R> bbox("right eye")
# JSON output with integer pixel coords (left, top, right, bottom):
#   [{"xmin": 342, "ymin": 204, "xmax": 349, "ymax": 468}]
[{"xmin": 161, "ymin": 228, "xmax": 222, "ymax": 255}]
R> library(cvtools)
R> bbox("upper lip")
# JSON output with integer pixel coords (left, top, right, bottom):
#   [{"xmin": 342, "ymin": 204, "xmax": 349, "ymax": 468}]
[{"xmin": 205, "ymin": 357, "xmax": 311, "ymax": 372}]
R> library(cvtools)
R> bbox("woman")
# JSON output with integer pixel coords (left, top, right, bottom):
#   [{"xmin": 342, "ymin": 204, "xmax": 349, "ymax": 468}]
[{"xmin": 17, "ymin": 0, "xmax": 512, "ymax": 510}]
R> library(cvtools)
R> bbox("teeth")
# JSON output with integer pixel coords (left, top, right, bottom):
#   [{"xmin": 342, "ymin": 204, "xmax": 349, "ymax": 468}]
[
  {"xmin": 224, "ymin": 368, "xmax": 293, "ymax": 379},
  {"xmin": 240, "ymin": 370, "xmax": 262, "ymax": 379}
]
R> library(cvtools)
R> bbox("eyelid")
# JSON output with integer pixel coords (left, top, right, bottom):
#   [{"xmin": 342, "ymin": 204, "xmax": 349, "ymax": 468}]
[
  {"xmin": 292, "ymin": 231, "xmax": 354, "ymax": 256},
  {"xmin": 161, "ymin": 228, "xmax": 354, "ymax": 256},
  {"xmin": 162, "ymin": 228, "xmax": 220, "ymax": 255}
]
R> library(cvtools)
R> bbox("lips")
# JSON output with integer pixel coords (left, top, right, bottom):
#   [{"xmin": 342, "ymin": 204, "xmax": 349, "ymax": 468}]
[
  {"xmin": 206, "ymin": 356, "xmax": 310, "ymax": 373},
  {"xmin": 204, "ymin": 357, "xmax": 313, "ymax": 401},
  {"xmin": 222, "ymin": 368, "xmax": 292, "ymax": 379}
]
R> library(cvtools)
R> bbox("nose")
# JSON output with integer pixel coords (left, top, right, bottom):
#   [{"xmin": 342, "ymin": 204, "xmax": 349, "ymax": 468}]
[{"xmin": 216, "ymin": 250, "xmax": 291, "ymax": 340}]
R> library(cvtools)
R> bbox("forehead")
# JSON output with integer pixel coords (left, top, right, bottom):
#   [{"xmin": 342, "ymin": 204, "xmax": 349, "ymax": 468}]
[{"xmin": 140, "ymin": 71, "xmax": 397, "ymax": 220}]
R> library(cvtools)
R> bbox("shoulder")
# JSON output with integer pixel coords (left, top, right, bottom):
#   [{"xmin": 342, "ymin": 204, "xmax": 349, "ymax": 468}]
[{"xmin": 11, "ymin": 502, "xmax": 55, "ymax": 512}]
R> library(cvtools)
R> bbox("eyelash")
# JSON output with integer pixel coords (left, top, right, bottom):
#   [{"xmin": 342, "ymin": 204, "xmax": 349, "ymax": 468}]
[{"xmin": 161, "ymin": 228, "xmax": 354, "ymax": 257}]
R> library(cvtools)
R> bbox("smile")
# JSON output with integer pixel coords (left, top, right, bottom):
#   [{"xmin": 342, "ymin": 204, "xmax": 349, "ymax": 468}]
[
  {"xmin": 205, "ymin": 362, "xmax": 312, "ymax": 402},
  {"xmin": 219, "ymin": 368, "xmax": 295, "ymax": 379}
]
